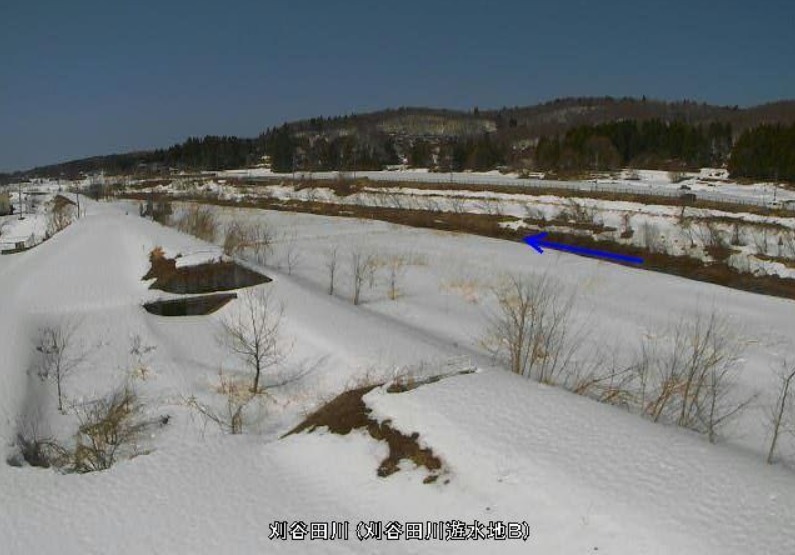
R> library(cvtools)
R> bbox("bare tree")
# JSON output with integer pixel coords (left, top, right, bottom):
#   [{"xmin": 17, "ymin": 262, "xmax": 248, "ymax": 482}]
[
  {"xmin": 485, "ymin": 273, "xmax": 578, "ymax": 384},
  {"xmin": 280, "ymin": 230, "xmax": 301, "ymax": 275},
  {"xmin": 350, "ymin": 248, "xmax": 376, "ymax": 306},
  {"xmin": 326, "ymin": 245, "xmax": 339, "ymax": 295},
  {"xmin": 218, "ymin": 289, "xmax": 284, "ymax": 394},
  {"xmin": 251, "ymin": 222, "xmax": 274, "ymax": 265},
  {"xmin": 767, "ymin": 361, "xmax": 795, "ymax": 464},
  {"xmin": 34, "ymin": 319, "xmax": 87, "ymax": 413}
]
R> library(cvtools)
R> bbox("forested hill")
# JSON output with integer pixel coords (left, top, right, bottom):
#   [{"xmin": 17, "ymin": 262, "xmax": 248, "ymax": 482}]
[{"xmin": 9, "ymin": 97, "xmax": 795, "ymax": 181}]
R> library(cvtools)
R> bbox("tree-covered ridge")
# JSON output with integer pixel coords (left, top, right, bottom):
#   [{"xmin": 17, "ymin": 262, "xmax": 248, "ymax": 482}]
[
  {"xmin": 534, "ymin": 120, "xmax": 733, "ymax": 171},
  {"xmin": 728, "ymin": 124, "xmax": 795, "ymax": 182},
  {"xmin": 12, "ymin": 97, "xmax": 795, "ymax": 181}
]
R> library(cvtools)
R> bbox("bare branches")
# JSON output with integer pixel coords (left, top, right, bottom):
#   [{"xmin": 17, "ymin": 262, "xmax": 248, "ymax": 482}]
[
  {"xmin": 637, "ymin": 309, "xmax": 752, "ymax": 442},
  {"xmin": 185, "ymin": 370, "xmax": 259, "ymax": 435},
  {"xmin": 222, "ymin": 220, "xmax": 274, "ymax": 267},
  {"xmin": 34, "ymin": 318, "xmax": 87, "ymax": 413},
  {"xmin": 326, "ymin": 245, "xmax": 339, "ymax": 295},
  {"xmin": 386, "ymin": 254, "xmax": 407, "ymax": 301},
  {"xmin": 71, "ymin": 386, "xmax": 152, "ymax": 472},
  {"xmin": 350, "ymin": 248, "xmax": 376, "ymax": 306},
  {"xmin": 218, "ymin": 289, "xmax": 285, "ymax": 394},
  {"xmin": 46, "ymin": 198, "xmax": 75, "ymax": 237},
  {"xmin": 280, "ymin": 230, "xmax": 301, "ymax": 275},
  {"xmin": 174, "ymin": 205, "xmax": 218, "ymax": 242},
  {"xmin": 14, "ymin": 385, "xmax": 157, "ymax": 472},
  {"xmin": 768, "ymin": 361, "xmax": 795, "ymax": 464},
  {"xmin": 485, "ymin": 272, "xmax": 578, "ymax": 384}
]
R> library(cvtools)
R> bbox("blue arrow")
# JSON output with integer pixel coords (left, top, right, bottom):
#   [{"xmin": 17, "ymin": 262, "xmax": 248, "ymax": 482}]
[{"xmin": 523, "ymin": 232, "xmax": 644, "ymax": 265}]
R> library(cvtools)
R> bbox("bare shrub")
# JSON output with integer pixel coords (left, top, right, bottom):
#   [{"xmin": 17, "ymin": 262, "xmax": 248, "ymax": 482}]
[
  {"xmin": 694, "ymin": 222, "xmax": 727, "ymax": 250},
  {"xmin": 386, "ymin": 254, "xmax": 408, "ymax": 300},
  {"xmin": 278, "ymin": 230, "xmax": 301, "ymax": 275},
  {"xmin": 751, "ymin": 227, "xmax": 770, "ymax": 256},
  {"xmin": 421, "ymin": 197, "xmax": 441, "ymax": 212},
  {"xmin": 474, "ymin": 198, "xmax": 504, "ymax": 216},
  {"xmin": 640, "ymin": 310, "xmax": 752, "ymax": 442},
  {"xmin": 350, "ymin": 248, "xmax": 376, "ymax": 306},
  {"xmin": 46, "ymin": 199, "xmax": 75, "ymax": 237},
  {"xmin": 152, "ymin": 198, "xmax": 173, "ymax": 225},
  {"xmin": 639, "ymin": 221, "xmax": 663, "ymax": 253},
  {"xmin": 185, "ymin": 370, "xmax": 258, "ymax": 435},
  {"xmin": 620, "ymin": 213, "xmax": 633, "ymax": 239},
  {"xmin": 175, "ymin": 204, "xmax": 218, "ymax": 243},
  {"xmin": 250, "ymin": 222, "xmax": 274, "ymax": 265},
  {"xmin": 34, "ymin": 319, "xmax": 87, "ymax": 413},
  {"xmin": 222, "ymin": 220, "xmax": 252, "ymax": 257},
  {"xmin": 14, "ymin": 385, "xmax": 161, "ymax": 472},
  {"xmin": 447, "ymin": 196, "xmax": 467, "ymax": 215},
  {"xmin": 129, "ymin": 334, "xmax": 157, "ymax": 381},
  {"xmin": 218, "ymin": 288, "xmax": 285, "ymax": 394},
  {"xmin": 70, "ymin": 386, "xmax": 153, "ymax": 473},
  {"xmin": 782, "ymin": 231, "xmax": 795, "ymax": 258},
  {"xmin": 386, "ymin": 192, "xmax": 406, "ymax": 210},
  {"xmin": 767, "ymin": 361, "xmax": 795, "ymax": 464},
  {"xmin": 668, "ymin": 171, "xmax": 687, "ymax": 183},
  {"xmin": 559, "ymin": 199, "xmax": 596, "ymax": 225},
  {"xmin": 730, "ymin": 222, "xmax": 744, "ymax": 247},
  {"xmin": 11, "ymin": 422, "xmax": 69, "ymax": 469},
  {"xmin": 524, "ymin": 204, "xmax": 546, "ymax": 222},
  {"xmin": 625, "ymin": 169, "xmax": 641, "ymax": 181},
  {"xmin": 326, "ymin": 245, "xmax": 339, "ymax": 295},
  {"xmin": 485, "ymin": 273, "xmax": 578, "ymax": 384}
]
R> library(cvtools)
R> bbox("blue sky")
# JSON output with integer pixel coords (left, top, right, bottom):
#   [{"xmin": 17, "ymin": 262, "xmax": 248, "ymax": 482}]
[{"xmin": 1, "ymin": 0, "xmax": 793, "ymax": 172}]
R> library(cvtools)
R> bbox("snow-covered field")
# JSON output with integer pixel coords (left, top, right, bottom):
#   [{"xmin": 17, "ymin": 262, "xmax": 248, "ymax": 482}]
[
  {"xmin": 1, "ymin": 198, "xmax": 795, "ymax": 554},
  {"xmin": 122, "ymin": 174, "xmax": 795, "ymax": 280},
  {"xmin": 218, "ymin": 166, "xmax": 795, "ymax": 208}
]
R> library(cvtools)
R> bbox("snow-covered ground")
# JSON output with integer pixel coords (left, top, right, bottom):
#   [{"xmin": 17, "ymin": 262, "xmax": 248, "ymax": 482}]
[
  {"xmin": 120, "ymin": 175, "xmax": 795, "ymax": 279},
  {"xmin": 218, "ymin": 166, "xmax": 795, "ymax": 208},
  {"xmin": 1, "ymin": 198, "xmax": 795, "ymax": 554}
]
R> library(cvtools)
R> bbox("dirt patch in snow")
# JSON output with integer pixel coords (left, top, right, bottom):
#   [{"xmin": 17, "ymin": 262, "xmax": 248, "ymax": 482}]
[
  {"xmin": 284, "ymin": 384, "xmax": 444, "ymax": 483},
  {"xmin": 143, "ymin": 247, "xmax": 270, "ymax": 293}
]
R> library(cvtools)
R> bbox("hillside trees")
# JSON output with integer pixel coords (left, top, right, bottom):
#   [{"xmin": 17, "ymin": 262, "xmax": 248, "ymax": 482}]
[
  {"xmin": 534, "ymin": 119, "xmax": 733, "ymax": 171},
  {"xmin": 728, "ymin": 123, "xmax": 795, "ymax": 181}
]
